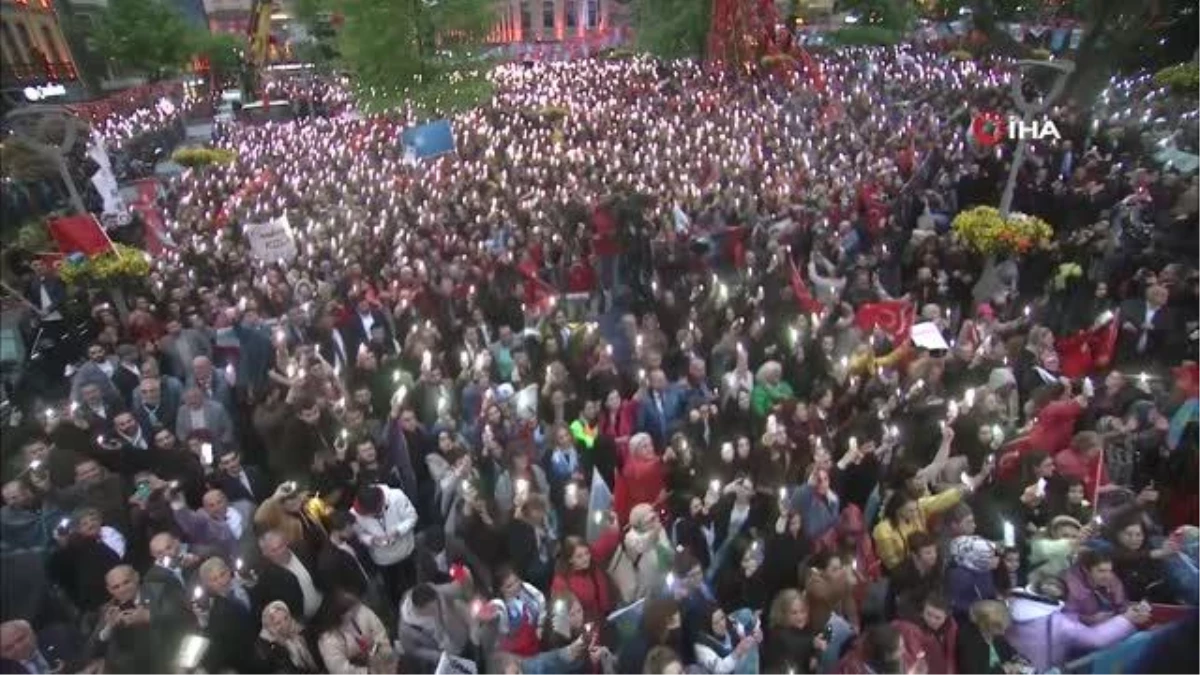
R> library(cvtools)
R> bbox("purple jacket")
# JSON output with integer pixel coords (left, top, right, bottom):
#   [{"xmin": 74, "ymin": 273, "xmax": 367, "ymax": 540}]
[
  {"xmin": 945, "ymin": 563, "xmax": 997, "ymax": 617},
  {"xmin": 1062, "ymin": 563, "xmax": 1129, "ymax": 623},
  {"xmin": 1007, "ymin": 594, "xmax": 1137, "ymax": 671}
]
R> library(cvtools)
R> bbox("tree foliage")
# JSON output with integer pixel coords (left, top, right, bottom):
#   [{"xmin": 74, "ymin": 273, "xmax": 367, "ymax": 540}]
[
  {"xmin": 193, "ymin": 32, "xmax": 245, "ymax": 83},
  {"xmin": 836, "ymin": 0, "xmax": 916, "ymax": 30},
  {"xmin": 631, "ymin": 0, "xmax": 711, "ymax": 60},
  {"xmin": 319, "ymin": 0, "xmax": 497, "ymax": 113},
  {"xmin": 93, "ymin": 0, "xmax": 194, "ymax": 80}
]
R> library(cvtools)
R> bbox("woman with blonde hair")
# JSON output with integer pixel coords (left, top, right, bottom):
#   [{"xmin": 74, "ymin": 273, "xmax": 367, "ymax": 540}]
[
  {"xmin": 255, "ymin": 600, "xmax": 323, "ymax": 673},
  {"xmin": 956, "ymin": 599, "xmax": 1029, "ymax": 675},
  {"xmin": 751, "ymin": 361, "xmax": 794, "ymax": 418},
  {"xmin": 762, "ymin": 589, "xmax": 823, "ymax": 674}
]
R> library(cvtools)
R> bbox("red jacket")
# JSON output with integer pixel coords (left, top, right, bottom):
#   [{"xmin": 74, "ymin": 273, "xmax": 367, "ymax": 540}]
[
  {"xmin": 614, "ymin": 455, "xmax": 665, "ymax": 526},
  {"xmin": 551, "ymin": 564, "xmax": 614, "ymax": 622},
  {"xmin": 1026, "ymin": 399, "xmax": 1084, "ymax": 455},
  {"xmin": 591, "ymin": 206, "xmax": 619, "ymax": 257},
  {"xmin": 598, "ymin": 400, "xmax": 637, "ymax": 441},
  {"xmin": 567, "ymin": 259, "xmax": 597, "ymax": 293},
  {"xmin": 1055, "ymin": 445, "xmax": 1109, "ymax": 499},
  {"xmin": 894, "ymin": 618, "xmax": 958, "ymax": 674}
]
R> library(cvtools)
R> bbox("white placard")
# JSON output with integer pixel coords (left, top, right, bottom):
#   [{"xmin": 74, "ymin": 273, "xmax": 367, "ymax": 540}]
[
  {"xmin": 245, "ymin": 214, "xmax": 297, "ymax": 262},
  {"xmin": 910, "ymin": 321, "xmax": 950, "ymax": 351},
  {"xmin": 435, "ymin": 652, "xmax": 477, "ymax": 675}
]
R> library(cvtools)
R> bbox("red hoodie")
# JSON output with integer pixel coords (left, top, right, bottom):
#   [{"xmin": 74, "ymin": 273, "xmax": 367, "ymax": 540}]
[{"xmin": 551, "ymin": 563, "xmax": 614, "ymax": 622}]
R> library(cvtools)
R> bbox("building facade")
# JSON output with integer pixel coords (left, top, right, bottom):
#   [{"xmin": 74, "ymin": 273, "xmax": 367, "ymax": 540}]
[
  {"xmin": 203, "ymin": 0, "xmax": 252, "ymax": 34},
  {"xmin": 489, "ymin": 0, "xmax": 627, "ymax": 44},
  {"xmin": 0, "ymin": 0, "xmax": 79, "ymax": 99}
]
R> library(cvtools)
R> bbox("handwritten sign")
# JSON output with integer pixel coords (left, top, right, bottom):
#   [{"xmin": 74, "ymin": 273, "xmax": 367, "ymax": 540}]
[{"xmin": 245, "ymin": 214, "xmax": 297, "ymax": 262}]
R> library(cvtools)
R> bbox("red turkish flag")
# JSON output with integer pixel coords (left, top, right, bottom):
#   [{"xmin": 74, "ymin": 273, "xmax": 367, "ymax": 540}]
[
  {"xmin": 131, "ymin": 179, "xmax": 167, "ymax": 255},
  {"xmin": 789, "ymin": 258, "xmax": 824, "ymax": 314},
  {"xmin": 855, "ymin": 300, "xmax": 915, "ymax": 342},
  {"xmin": 48, "ymin": 214, "xmax": 113, "ymax": 257},
  {"xmin": 1057, "ymin": 311, "xmax": 1120, "ymax": 378}
]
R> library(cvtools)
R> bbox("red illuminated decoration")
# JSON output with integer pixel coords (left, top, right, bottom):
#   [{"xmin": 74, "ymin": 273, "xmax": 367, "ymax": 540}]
[{"xmin": 706, "ymin": 0, "xmax": 824, "ymax": 93}]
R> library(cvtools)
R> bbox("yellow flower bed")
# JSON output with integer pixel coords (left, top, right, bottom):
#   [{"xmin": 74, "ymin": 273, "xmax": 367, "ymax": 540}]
[
  {"xmin": 948, "ymin": 49, "xmax": 973, "ymax": 62},
  {"xmin": 761, "ymin": 53, "xmax": 797, "ymax": 68},
  {"xmin": 172, "ymin": 147, "xmax": 238, "ymax": 168},
  {"xmin": 951, "ymin": 206, "xmax": 1053, "ymax": 257},
  {"xmin": 59, "ymin": 243, "xmax": 151, "ymax": 286}
]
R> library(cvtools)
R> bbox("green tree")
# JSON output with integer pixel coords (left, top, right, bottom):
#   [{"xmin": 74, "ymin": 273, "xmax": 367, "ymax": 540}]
[
  {"xmin": 94, "ymin": 0, "xmax": 194, "ymax": 80},
  {"xmin": 837, "ymin": 0, "xmax": 916, "ymax": 30},
  {"xmin": 631, "ymin": 0, "xmax": 711, "ymax": 60},
  {"xmin": 318, "ymin": 0, "xmax": 496, "ymax": 113},
  {"xmin": 192, "ymin": 32, "xmax": 245, "ymax": 84},
  {"xmin": 1067, "ymin": 0, "xmax": 1196, "ymax": 98}
]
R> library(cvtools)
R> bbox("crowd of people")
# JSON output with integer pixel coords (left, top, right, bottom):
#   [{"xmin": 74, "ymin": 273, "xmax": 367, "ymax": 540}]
[{"xmin": 2, "ymin": 43, "xmax": 1199, "ymax": 675}]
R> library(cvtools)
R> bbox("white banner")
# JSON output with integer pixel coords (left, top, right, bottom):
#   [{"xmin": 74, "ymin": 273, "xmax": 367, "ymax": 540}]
[
  {"xmin": 86, "ymin": 132, "xmax": 124, "ymax": 224},
  {"xmin": 245, "ymin": 213, "xmax": 297, "ymax": 262}
]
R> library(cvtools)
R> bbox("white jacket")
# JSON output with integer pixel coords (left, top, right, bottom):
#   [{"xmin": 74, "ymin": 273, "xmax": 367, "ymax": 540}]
[{"xmin": 351, "ymin": 485, "xmax": 418, "ymax": 566}]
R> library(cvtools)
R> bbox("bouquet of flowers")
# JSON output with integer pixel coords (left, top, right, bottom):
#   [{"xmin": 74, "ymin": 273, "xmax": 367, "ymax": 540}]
[
  {"xmin": 59, "ymin": 244, "xmax": 151, "ymax": 286},
  {"xmin": 951, "ymin": 206, "xmax": 1053, "ymax": 257}
]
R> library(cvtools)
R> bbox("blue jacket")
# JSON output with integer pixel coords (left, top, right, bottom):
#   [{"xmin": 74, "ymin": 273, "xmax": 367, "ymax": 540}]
[
  {"xmin": 636, "ymin": 386, "xmax": 685, "ymax": 448},
  {"xmin": 790, "ymin": 483, "xmax": 841, "ymax": 544},
  {"xmin": 945, "ymin": 562, "xmax": 998, "ymax": 617}
]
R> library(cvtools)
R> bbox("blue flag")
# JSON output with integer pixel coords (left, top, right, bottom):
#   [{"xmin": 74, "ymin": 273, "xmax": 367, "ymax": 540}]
[
  {"xmin": 586, "ymin": 467, "xmax": 614, "ymax": 544},
  {"xmin": 401, "ymin": 119, "xmax": 456, "ymax": 160}
]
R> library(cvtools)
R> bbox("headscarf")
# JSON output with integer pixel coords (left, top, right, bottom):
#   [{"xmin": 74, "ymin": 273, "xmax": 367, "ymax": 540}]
[
  {"xmin": 950, "ymin": 535, "xmax": 996, "ymax": 573},
  {"xmin": 260, "ymin": 600, "xmax": 319, "ymax": 671}
]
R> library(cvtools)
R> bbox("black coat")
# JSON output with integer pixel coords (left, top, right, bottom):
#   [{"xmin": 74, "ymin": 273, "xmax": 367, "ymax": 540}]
[
  {"xmin": 761, "ymin": 625, "xmax": 818, "ymax": 674},
  {"xmin": 254, "ymin": 635, "xmax": 323, "ymax": 674},
  {"xmin": 315, "ymin": 542, "xmax": 370, "ymax": 598},
  {"xmin": 141, "ymin": 565, "xmax": 197, "ymax": 644},
  {"xmin": 213, "ymin": 466, "xmax": 272, "ymax": 504},
  {"xmin": 203, "ymin": 593, "xmax": 262, "ymax": 674},
  {"xmin": 48, "ymin": 537, "xmax": 122, "ymax": 612},
  {"xmin": 956, "ymin": 620, "xmax": 1022, "ymax": 675},
  {"xmin": 255, "ymin": 562, "xmax": 308, "ymax": 621}
]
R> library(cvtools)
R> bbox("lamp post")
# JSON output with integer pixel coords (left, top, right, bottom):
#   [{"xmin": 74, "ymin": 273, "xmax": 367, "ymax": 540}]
[{"xmin": 997, "ymin": 59, "xmax": 1075, "ymax": 218}]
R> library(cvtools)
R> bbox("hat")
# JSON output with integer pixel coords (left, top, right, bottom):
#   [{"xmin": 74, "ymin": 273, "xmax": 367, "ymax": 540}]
[
  {"xmin": 1048, "ymin": 515, "xmax": 1082, "ymax": 534},
  {"xmin": 950, "ymin": 535, "xmax": 996, "ymax": 572}
]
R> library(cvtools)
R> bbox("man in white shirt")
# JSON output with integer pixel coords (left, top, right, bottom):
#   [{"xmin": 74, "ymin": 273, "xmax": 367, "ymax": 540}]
[{"xmin": 258, "ymin": 530, "xmax": 323, "ymax": 619}]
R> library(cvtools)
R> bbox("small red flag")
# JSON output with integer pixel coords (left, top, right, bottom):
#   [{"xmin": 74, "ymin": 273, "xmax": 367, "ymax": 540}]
[
  {"xmin": 855, "ymin": 300, "xmax": 915, "ymax": 342},
  {"xmin": 48, "ymin": 214, "xmax": 113, "ymax": 257},
  {"xmin": 789, "ymin": 258, "xmax": 824, "ymax": 314}
]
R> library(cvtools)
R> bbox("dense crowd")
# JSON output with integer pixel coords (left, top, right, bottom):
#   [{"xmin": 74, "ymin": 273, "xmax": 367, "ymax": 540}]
[{"xmin": 2, "ymin": 44, "xmax": 1198, "ymax": 675}]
